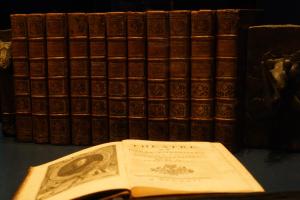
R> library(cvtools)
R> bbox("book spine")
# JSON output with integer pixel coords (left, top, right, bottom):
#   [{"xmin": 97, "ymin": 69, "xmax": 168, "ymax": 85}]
[
  {"xmin": 169, "ymin": 10, "xmax": 190, "ymax": 141},
  {"xmin": 106, "ymin": 12, "xmax": 128, "ymax": 141},
  {"xmin": 27, "ymin": 14, "xmax": 49, "ymax": 143},
  {"xmin": 0, "ymin": 29, "xmax": 16, "ymax": 137},
  {"xmin": 68, "ymin": 13, "xmax": 91, "ymax": 145},
  {"xmin": 147, "ymin": 11, "xmax": 169, "ymax": 140},
  {"xmin": 88, "ymin": 13, "xmax": 109, "ymax": 145},
  {"xmin": 190, "ymin": 10, "xmax": 215, "ymax": 141},
  {"xmin": 46, "ymin": 13, "xmax": 70, "ymax": 144},
  {"xmin": 127, "ymin": 12, "xmax": 147, "ymax": 139},
  {"xmin": 215, "ymin": 10, "xmax": 240, "ymax": 150},
  {"xmin": 11, "ymin": 14, "xmax": 32, "ymax": 142}
]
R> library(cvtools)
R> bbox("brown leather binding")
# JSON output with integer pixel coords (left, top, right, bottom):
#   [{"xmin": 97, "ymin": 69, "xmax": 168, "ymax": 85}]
[
  {"xmin": 46, "ymin": 13, "xmax": 70, "ymax": 144},
  {"xmin": 215, "ymin": 10, "xmax": 239, "ymax": 151},
  {"xmin": 215, "ymin": 9, "xmax": 262, "ymax": 151},
  {"xmin": 27, "ymin": 14, "xmax": 49, "ymax": 143},
  {"xmin": 88, "ymin": 13, "xmax": 109, "ymax": 145},
  {"xmin": 68, "ymin": 13, "xmax": 91, "ymax": 145},
  {"xmin": 106, "ymin": 12, "xmax": 128, "ymax": 141},
  {"xmin": 11, "ymin": 14, "xmax": 32, "ymax": 142},
  {"xmin": 190, "ymin": 10, "xmax": 215, "ymax": 141},
  {"xmin": 147, "ymin": 11, "xmax": 169, "ymax": 141},
  {"xmin": 127, "ymin": 12, "xmax": 147, "ymax": 140},
  {"xmin": 169, "ymin": 10, "xmax": 191, "ymax": 141}
]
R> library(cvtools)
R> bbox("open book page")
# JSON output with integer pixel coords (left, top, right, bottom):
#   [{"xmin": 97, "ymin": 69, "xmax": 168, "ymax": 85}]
[
  {"xmin": 13, "ymin": 142, "xmax": 130, "ymax": 200},
  {"xmin": 122, "ymin": 140, "xmax": 264, "ymax": 197}
]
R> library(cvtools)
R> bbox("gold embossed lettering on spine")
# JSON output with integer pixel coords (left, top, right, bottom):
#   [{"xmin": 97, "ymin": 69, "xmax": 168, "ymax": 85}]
[
  {"xmin": 127, "ymin": 12, "xmax": 147, "ymax": 139},
  {"xmin": 106, "ymin": 12, "xmax": 128, "ymax": 141},
  {"xmin": 27, "ymin": 14, "xmax": 49, "ymax": 143},
  {"xmin": 169, "ymin": 10, "xmax": 190, "ymax": 141},
  {"xmin": 88, "ymin": 13, "xmax": 109, "ymax": 145},
  {"xmin": 11, "ymin": 14, "xmax": 33, "ymax": 142},
  {"xmin": 46, "ymin": 13, "xmax": 70, "ymax": 144},
  {"xmin": 147, "ymin": 11, "xmax": 169, "ymax": 140},
  {"xmin": 190, "ymin": 10, "xmax": 215, "ymax": 141},
  {"xmin": 68, "ymin": 13, "xmax": 91, "ymax": 145}
]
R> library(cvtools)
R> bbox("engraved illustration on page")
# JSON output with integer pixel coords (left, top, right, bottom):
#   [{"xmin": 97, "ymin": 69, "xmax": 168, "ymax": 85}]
[{"xmin": 37, "ymin": 145, "xmax": 118, "ymax": 200}]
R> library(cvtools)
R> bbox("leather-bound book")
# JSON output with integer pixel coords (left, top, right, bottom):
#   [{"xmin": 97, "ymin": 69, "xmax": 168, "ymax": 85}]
[
  {"xmin": 88, "ymin": 13, "xmax": 109, "ymax": 145},
  {"xmin": 0, "ymin": 29, "xmax": 15, "ymax": 137},
  {"xmin": 11, "ymin": 14, "xmax": 32, "ymax": 142},
  {"xmin": 27, "ymin": 14, "xmax": 49, "ymax": 143},
  {"xmin": 245, "ymin": 25, "xmax": 300, "ymax": 151},
  {"xmin": 147, "ymin": 11, "xmax": 169, "ymax": 140},
  {"xmin": 190, "ymin": 10, "xmax": 215, "ymax": 141},
  {"xmin": 215, "ymin": 10, "xmax": 262, "ymax": 150},
  {"xmin": 106, "ymin": 12, "xmax": 128, "ymax": 141},
  {"xmin": 127, "ymin": 12, "xmax": 147, "ymax": 139},
  {"xmin": 46, "ymin": 13, "xmax": 70, "ymax": 144},
  {"xmin": 169, "ymin": 10, "xmax": 190, "ymax": 141},
  {"xmin": 68, "ymin": 13, "xmax": 91, "ymax": 145}
]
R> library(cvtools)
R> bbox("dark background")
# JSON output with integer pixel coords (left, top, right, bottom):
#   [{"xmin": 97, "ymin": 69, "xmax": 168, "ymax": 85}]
[{"xmin": 1, "ymin": 0, "xmax": 300, "ymax": 29}]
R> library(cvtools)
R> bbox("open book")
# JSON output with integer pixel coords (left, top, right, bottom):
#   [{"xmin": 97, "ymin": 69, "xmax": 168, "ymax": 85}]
[{"xmin": 14, "ymin": 140, "xmax": 264, "ymax": 200}]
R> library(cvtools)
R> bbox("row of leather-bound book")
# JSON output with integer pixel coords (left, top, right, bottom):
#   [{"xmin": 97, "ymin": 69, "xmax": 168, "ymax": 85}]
[{"xmin": 10, "ymin": 9, "xmax": 262, "ymax": 150}]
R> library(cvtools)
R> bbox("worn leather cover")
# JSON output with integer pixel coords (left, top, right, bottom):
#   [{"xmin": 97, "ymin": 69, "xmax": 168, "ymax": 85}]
[
  {"xmin": 11, "ymin": 14, "xmax": 33, "ymax": 142},
  {"xmin": 127, "ymin": 12, "xmax": 147, "ymax": 140},
  {"xmin": 27, "ymin": 14, "xmax": 49, "ymax": 143},
  {"xmin": 169, "ymin": 10, "xmax": 190, "ymax": 141},
  {"xmin": 68, "ymin": 13, "xmax": 91, "ymax": 145},
  {"xmin": 190, "ymin": 10, "xmax": 215, "ymax": 142},
  {"xmin": 215, "ymin": 9, "xmax": 262, "ymax": 151},
  {"xmin": 147, "ymin": 11, "xmax": 169, "ymax": 141},
  {"xmin": 46, "ymin": 13, "xmax": 70, "ymax": 144},
  {"xmin": 88, "ymin": 13, "xmax": 109, "ymax": 145},
  {"xmin": 106, "ymin": 12, "xmax": 128, "ymax": 141}
]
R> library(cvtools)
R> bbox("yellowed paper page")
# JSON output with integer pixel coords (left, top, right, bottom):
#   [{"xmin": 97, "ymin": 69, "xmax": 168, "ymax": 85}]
[
  {"xmin": 13, "ymin": 142, "xmax": 130, "ymax": 200},
  {"xmin": 122, "ymin": 140, "xmax": 264, "ymax": 197}
]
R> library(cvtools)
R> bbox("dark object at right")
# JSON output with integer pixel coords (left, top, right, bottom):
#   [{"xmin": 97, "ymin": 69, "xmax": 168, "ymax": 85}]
[{"xmin": 245, "ymin": 25, "xmax": 300, "ymax": 151}]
